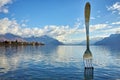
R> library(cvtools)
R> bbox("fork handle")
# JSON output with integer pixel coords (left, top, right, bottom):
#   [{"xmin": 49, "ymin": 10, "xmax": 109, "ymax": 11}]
[{"xmin": 85, "ymin": 2, "xmax": 91, "ymax": 50}]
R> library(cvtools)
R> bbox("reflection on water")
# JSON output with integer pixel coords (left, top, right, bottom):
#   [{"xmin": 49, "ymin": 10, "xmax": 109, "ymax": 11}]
[
  {"xmin": 0, "ymin": 45, "xmax": 120, "ymax": 79},
  {"xmin": 91, "ymin": 46, "xmax": 120, "ymax": 68},
  {"xmin": 84, "ymin": 68, "xmax": 94, "ymax": 80},
  {"xmin": 0, "ymin": 46, "xmax": 22, "ymax": 73},
  {"xmin": 0, "ymin": 45, "xmax": 58, "ymax": 73}
]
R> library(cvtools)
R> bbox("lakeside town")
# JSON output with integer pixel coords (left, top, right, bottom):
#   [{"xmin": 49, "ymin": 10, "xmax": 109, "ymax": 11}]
[{"xmin": 0, "ymin": 40, "xmax": 45, "ymax": 46}]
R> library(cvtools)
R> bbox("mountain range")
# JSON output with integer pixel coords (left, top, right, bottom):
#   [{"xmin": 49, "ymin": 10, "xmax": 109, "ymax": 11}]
[
  {"xmin": 0, "ymin": 33, "xmax": 63, "ymax": 45},
  {"xmin": 24, "ymin": 35, "xmax": 63, "ymax": 45},
  {"xmin": 0, "ymin": 33, "xmax": 119, "ymax": 46},
  {"xmin": 79, "ymin": 37, "xmax": 103, "ymax": 45},
  {"xmin": 0, "ymin": 33, "xmax": 25, "ymax": 42},
  {"xmin": 69, "ymin": 33, "xmax": 120, "ymax": 46},
  {"xmin": 95, "ymin": 33, "xmax": 120, "ymax": 46}
]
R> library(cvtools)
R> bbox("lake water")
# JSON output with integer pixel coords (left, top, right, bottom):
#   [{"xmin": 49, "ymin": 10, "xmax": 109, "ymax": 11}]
[{"xmin": 0, "ymin": 45, "xmax": 120, "ymax": 80}]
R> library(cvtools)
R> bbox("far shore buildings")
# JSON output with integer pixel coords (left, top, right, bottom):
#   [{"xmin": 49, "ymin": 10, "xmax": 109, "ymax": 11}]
[{"xmin": 0, "ymin": 40, "xmax": 44, "ymax": 46}]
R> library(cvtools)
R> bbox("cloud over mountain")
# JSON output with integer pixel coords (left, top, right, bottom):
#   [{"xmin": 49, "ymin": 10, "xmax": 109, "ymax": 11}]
[
  {"xmin": 0, "ymin": 17, "xmax": 120, "ymax": 43},
  {"xmin": 0, "ymin": 18, "xmax": 81, "ymax": 42}
]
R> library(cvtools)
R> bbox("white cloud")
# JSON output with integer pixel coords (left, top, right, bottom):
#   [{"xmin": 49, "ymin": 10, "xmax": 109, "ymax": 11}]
[
  {"xmin": 42, "ymin": 25, "xmax": 82, "ymax": 42},
  {"xmin": 0, "ymin": 18, "xmax": 18, "ymax": 34},
  {"xmin": 101, "ymin": 27, "xmax": 120, "ymax": 33},
  {"xmin": 91, "ymin": 25, "xmax": 120, "ymax": 39},
  {"xmin": 90, "ymin": 24, "xmax": 108, "ymax": 32},
  {"xmin": 0, "ymin": 17, "xmax": 119, "ymax": 43},
  {"xmin": 107, "ymin": 2, "xmax": 120, "ymax": 14},
  {"xmin": 21, "ymin": 23, "xmax": 27, "ymax": 27},
  {"xmin": 0, "ymin": 0, "xmax": 12, "ymax": 13},
  {"xmin": 74, "ymin": 18, "xmax": 81, "ymax": 28},
  {"xmin": 112, "ymin": 21, "xmax": 120, "ymax": 25},
  {"xmin": 0, "ymin": 18, "xmax": 82, "ymax": 42}
]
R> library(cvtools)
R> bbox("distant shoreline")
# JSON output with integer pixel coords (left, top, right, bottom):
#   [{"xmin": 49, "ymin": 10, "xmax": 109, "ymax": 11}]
[{"xmin": 0, "ymin": 40, "xmax": 45, "ymax": 46}]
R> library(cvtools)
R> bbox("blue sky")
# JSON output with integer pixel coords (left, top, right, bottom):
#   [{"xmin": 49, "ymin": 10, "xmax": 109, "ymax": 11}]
[{"xmin": 0, "ymin": 0, "xmax": 120, "ymax": 43}]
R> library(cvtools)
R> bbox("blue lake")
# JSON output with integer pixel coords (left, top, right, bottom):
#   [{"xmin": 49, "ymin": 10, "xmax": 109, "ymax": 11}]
[{"xmin": 0, "ymin": 45, "xmax": 120, "ymax": 80}]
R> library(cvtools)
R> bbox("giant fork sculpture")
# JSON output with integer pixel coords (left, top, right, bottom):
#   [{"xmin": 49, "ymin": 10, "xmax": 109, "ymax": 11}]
[{"xmin": 83, "ymin": 2, "xmax": 93, "ymax": 69}]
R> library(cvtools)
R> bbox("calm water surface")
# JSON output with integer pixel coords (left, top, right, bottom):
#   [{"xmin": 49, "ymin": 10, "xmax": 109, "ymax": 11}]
[{"xmin": 0, "ymin": 45, "xmax": 120, "ymax": 80}]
